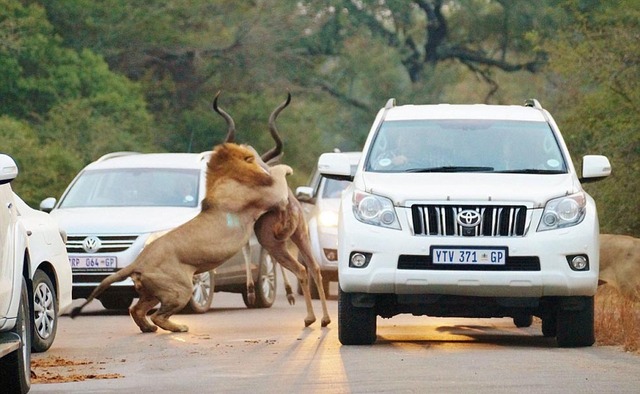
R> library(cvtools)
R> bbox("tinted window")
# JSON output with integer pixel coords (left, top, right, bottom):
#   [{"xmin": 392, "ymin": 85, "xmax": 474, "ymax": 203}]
[{"xmin": 365, "ymin": 120, "xmax": 567, "ymax": 174}]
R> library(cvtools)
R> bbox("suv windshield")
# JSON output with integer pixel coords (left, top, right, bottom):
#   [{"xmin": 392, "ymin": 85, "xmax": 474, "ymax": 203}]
[
  {"xmin": 59, "ymin": 168, "xmax": 200, "ymax": 208},
  {"xmin": 365, "ymin": 119, "xmax": 567, "ymax": 174}
]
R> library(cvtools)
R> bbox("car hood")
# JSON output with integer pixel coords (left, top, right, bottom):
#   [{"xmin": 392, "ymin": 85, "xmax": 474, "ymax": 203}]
[
  {"xmin": 358, "ymin": 172, "xmax": 581, "ymax": 208},
  {"xmin": 50, "ymin": 206, "xmax": 200, "ymax": 235}
]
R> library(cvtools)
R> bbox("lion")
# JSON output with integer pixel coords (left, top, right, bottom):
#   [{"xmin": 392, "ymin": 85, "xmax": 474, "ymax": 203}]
[{"xmin": 70, "ymin": 142, "xmax": 292, "ymax": 333}]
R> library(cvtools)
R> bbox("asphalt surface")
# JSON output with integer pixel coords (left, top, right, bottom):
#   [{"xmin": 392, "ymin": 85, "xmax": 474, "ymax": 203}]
[{"xmin": 31, "ymin": 279, "xmax": 640, "ymax": 393}]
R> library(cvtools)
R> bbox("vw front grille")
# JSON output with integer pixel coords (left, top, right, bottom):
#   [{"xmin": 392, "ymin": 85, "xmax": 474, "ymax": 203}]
[
  {"xmin": 411, "ymin": 205, "xmax": 528, "ymax": 237},
  {"xmin": 66, "ymin": 235, "xmax": 139, "ymax": 253}
]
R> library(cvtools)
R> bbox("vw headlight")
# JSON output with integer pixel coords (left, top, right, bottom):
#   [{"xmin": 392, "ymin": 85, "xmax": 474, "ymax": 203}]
[
  {"xmin": 352, "ymin": 190, "xmax": 400, "ymax": 229},
  {"xmin": 538, "ymin": 192, "xmax": 586, "ymax": 231}
]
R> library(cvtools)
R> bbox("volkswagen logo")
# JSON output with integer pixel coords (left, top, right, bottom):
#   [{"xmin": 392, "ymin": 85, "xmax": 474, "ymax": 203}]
[
  {"xmin": 456, "ymin": 210, "xmax": 481, "ymax": 228},
  {"xmin": 82, "ymin": 236, "xmax": 102, "ymax": 253}
]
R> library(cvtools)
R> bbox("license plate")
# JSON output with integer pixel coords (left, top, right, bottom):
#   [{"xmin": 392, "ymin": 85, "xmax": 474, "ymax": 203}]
[
  {"xmin": 69, "ymin": 256, "xmax": 117, "ymax": 270},
  {"xmin": 431, "ymin": 246, "xmax": 507, "ymax": 265}
]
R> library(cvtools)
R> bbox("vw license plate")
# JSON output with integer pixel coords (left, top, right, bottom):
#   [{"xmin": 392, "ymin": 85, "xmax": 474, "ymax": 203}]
[
  {"xmin": 69, "ymin": 256, "xmax": 117, "ymax": 270},
  {"xmin": 431, "ymin": 246, "xmax": 507, "ymax": 265}
]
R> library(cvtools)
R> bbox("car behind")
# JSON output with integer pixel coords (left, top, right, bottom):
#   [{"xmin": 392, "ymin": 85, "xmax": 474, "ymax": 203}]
[
  {"xmin": 41, "ymin": 151, "xmax": 277, "ymax": 314},
  {"xmin": 296, "ymin": 151, "xmax": 360, "ymax": 298}
]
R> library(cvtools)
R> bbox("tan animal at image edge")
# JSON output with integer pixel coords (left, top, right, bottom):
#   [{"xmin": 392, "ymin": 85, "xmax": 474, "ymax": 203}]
[
  {"xmin": 598, "ymin": 233, "xmax": 640, "ymax": 301},
  {"xmin": 70, "ymin": 142, "xmax": 292, "ymax": 333}
]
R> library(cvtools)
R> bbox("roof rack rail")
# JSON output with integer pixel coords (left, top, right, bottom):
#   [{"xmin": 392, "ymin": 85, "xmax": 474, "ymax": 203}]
[
  {"xmin": 524, "ymin": 98, "xmax": 542, "ymax": 109},
  {"xmin": 95, "ymin": 151, "xmax": 141, "ymax": 162},
  {"xmin": 385, "ymin": 98, "xmax": 396, "ymax": 109}
]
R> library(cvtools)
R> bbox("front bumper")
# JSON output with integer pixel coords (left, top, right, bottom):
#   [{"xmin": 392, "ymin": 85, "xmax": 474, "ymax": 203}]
[{"xmin": 338, "ymin": 204, "xmax": 600, "ymax": 298}]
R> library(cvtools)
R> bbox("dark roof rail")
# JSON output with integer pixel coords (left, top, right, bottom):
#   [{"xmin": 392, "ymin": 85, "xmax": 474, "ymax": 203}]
[
  {"xmin": 385, "ymin": 98, "xmax": 396, "ymax": 109},
  {"xmin": 524, "ymin": 98, "xmax": 542, "ymax": 109}
]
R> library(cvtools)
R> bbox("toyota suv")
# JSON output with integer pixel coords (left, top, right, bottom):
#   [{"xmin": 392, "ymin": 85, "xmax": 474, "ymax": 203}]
[
  {"xmin": 318, "ymin": 99, "xmax": 611, "ymax": 347},
  {"xmin": 41, "ymin": 151, "xmax": 279, "ymax": 313}
]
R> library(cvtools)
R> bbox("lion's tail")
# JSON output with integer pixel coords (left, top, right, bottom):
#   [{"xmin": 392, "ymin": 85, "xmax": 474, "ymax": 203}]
[{"xmin": 69, "ymin": 263, "xmax": 138, "ymax": 318}]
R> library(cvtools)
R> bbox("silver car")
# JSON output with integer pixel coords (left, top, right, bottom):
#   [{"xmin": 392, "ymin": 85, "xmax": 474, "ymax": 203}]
[
  {"xmin": 296, "ymin": 151, "xmax": 360, "ymax": 298},
  {"xmin": 41, "ymin": 151, "xmax": 277, "ymax": 313}
]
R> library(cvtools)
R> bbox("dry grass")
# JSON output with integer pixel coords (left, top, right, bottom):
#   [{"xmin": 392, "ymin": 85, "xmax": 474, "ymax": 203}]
[{"xmin": 594, "ymin": 285, "xmax": 640, "ymax": 353}]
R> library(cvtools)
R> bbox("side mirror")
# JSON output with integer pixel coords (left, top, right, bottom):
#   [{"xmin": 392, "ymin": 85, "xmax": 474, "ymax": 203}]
[
  {"xmin": 0, "ymin": 154, "xmax": 18, "ymax": 185},
  {"xmin": 40, "ymin": 197, "xmax": 57, "ymax": 213},
  {"xmin": 295, "ymin": 186, "xmax": 315, "ymax": 203},
  {"xmin": 318, "ymin": 153, "xmax": 353, "ymax": 181},
  {"xmin": 580, "ymin": 155, "xmax": 611, "ymax": 183}
]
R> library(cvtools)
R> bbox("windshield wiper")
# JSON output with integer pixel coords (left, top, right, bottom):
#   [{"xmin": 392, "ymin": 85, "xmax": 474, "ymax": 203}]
[
  {"xmin": 405, "ymin": 166, "xmax": 495, "ymax": 173},
  {"xmin": 495, "ymin": 169, "xmax": 565, "ymax": 174}
]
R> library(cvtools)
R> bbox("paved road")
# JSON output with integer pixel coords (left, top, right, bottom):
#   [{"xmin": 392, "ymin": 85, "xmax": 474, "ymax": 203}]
[{"xmin": 32, "ymin": 280, "xmax": 640, "ymax": 393}]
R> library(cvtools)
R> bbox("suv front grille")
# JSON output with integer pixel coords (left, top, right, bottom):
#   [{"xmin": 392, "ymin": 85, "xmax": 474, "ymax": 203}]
[
  {"xmin": 66, "ymin": 235, "xmax": 139, "ymax": 254},
  {"xmin": 411, "ymin": 205, "xmax": 527, "ymax": 237}
]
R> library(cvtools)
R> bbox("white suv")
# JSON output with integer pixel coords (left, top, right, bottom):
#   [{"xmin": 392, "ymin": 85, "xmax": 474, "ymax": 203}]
[
  {"xmin": 319, "ymin": 99, "xmax": 611, "ymax": 347},
  {"xmin": 41, "ymin": 151, "xmax": 278, "ymax": 313}
]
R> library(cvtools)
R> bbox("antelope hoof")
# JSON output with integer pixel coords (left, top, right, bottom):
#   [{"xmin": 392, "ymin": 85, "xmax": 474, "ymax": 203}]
[
  {"xmin": 286, "ymin": 294, "xmax": 296, "ymax": 305},
  {"xmin": 304, "ymin": 317, "xmax": 316, "ymax": 327},
  {"xmin": 247, "ymin": 291, "xmax": 256, "ymax": 306},
  {"xmin": 321, "ymin": 317, "xmax": 331, "ymax": 327}
]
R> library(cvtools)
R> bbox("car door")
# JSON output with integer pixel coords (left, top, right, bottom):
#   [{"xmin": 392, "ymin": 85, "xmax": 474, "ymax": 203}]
[{"xmin": 0, "ymin": 181, "xmax": 17, "ymax": 316}]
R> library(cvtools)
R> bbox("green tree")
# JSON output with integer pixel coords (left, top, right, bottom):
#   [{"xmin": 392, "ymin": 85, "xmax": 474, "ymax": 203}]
[
  {"xmin": 1, "ymin": 0, "xmax": 157, "ymax": 205},
  {"xmin": 545, "ymin": 1, "xmax": 640, "ymax": 236}
]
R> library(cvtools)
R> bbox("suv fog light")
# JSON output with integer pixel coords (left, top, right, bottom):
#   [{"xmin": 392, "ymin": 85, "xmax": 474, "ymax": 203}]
[
  {"xmin": 568, "ymin": 255, "xmax": 589, "ymax": 271},
  {"xmin": 350, "ymin": 252, "xmax": 371, "ymax": 268}
]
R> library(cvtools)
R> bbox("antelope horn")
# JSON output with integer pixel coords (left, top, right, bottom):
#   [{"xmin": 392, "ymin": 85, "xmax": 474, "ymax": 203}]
[
  {"xmin": 212, "ymin": 91, "xmax": 236, "ymax": 143},
  {"xmin": 261, "ymin": 92, "xmax": 291, "ymax": 164}
]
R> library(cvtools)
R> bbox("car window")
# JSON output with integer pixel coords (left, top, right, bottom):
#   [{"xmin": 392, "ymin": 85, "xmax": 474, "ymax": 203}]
[
  {"xmin": 365, "ymin": 119, "xmax": 567, "ymax": 174},
  {"xmin": 59, "ymin": 168, "xmax": 201, "ymax": 208},
  {"xmin": 321, "ymin": 178, "xmax": 351, "ymax": 199}
]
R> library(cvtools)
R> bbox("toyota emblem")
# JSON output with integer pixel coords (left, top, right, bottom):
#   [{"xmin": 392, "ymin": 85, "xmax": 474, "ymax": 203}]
[
  {"xmin": 82, "ymin": 236, "xmax": 102, "ymax": 253},
  {"xmin": 456, "ymin": 210, "xmax": 481, "ymax": 228}
]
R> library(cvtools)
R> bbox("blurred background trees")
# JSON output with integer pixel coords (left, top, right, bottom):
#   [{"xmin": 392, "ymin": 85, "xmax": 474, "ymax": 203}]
[{"xmin": 1, "ymin": 0, "xmax": 637, "ymax": 235}]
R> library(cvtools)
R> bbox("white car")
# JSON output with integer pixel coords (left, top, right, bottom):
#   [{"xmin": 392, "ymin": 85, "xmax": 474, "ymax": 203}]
[
  {"xmin": 15, "ymin": 193, "xmax": 72, "ymax": 353},
  {"xmin": 296, "ymin": 151, "xmax": 360, "ymax": 298},
  {"xmin": 1, "ymin": 153, "xmax": 72, "ymax": 393},
  {"xmin": 319, "ymin": 99, "xmax": 611, "ymax": 347},
  {"xmin": 41, "ymin": 151, "xmax": 277, "ymax": 313}
]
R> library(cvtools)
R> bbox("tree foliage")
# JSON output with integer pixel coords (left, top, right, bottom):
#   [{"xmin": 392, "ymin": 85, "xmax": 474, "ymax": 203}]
[
  {"xmin": 0, "ymin": 0, "xmax": 637, "ymax": 236},
  {"xmin": 545, "ymin": 0, "xmax": 640, "ymax": 236}
]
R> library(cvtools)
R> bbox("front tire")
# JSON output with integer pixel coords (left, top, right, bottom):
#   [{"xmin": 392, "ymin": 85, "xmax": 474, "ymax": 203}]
[
  {"xmin": 0, "ymin": 277, "xmax": 31, "ymax": 393},
  {"xmin": 243, "ymin": 250, "xmax": 277, "ymax": 308},
  {"xmin": 32, "ymin": 269, "xmax": 58, "ymax": 352},
  {"xmin": 338, "ymin": 287, "xmax": 376, "ymax": 345},
  {"xmin": 99, "ymin": 294, "xmax": 134, "ymax": 311},
  {"xmin": 556, "ymin": 296, "xmax": 595, "ymax": 348},
  {"xmin": 182, "ymin": 270, "xmax": 215, "ymax": 314}
]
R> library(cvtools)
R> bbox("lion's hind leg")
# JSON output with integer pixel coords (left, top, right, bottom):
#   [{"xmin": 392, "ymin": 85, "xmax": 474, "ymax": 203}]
[
  {"xmin": 150, "ymin": 286, "xmax": 192, "ymax": 333},
  {"xmin": 130, "ymin": 295, "xmax": 159, "ymax": 333}
]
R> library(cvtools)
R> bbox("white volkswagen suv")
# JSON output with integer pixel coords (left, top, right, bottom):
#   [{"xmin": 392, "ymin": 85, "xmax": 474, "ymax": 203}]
[
  {"xmin": 41, "ymin": 151, "xmax": 278, "ymax": 313},
  {"xmin": 319, "ymin": 99, "xmax": 611, "ymax": 347}
]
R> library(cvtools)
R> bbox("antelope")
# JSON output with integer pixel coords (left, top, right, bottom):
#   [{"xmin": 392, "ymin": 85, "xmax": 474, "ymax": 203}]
[{"xmin": 213, "ymin": 92, "xmax": 331, "ymax": 327}]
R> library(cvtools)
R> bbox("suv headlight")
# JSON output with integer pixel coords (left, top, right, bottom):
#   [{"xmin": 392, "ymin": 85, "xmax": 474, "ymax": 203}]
[
  {"xmin": 352, "ymin": 190, "xmax": 400, "ymax": 229},
  {"xmin": 538, "ymin": 192, "xmax": 586, "ymax": 231}
]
